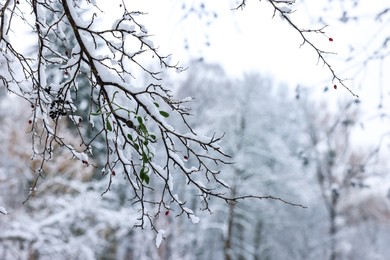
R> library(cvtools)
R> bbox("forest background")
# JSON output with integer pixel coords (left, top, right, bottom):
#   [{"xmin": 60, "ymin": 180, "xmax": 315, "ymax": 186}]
[{"xmin": 1, "ymin": 0, "xmax": 390, "ymax": 259}]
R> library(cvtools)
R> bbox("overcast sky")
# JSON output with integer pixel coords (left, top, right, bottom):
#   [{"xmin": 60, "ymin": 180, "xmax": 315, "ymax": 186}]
[{"xmin": 116, "ymin": 1, "xmax": 389, "ymax": 148}]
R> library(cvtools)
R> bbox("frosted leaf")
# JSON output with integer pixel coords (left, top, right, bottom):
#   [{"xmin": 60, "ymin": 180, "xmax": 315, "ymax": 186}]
[
  {"xmin": 183, "ymin": 207, "xmax": 200, "ymax": 224},
  {"xmin": 173, "ymin": 194, "xmax": 182, "ymax": 204},
  {"xmin": 67, "ymin": 145, "xmax": 88, "ymax": 162},
  {"xmin": 118, "ymin": 149, "xmax": 131, "ymax": 164},
  {"xmin": 218, "ymin": 178, "xmax": 230, "ymax": 188},
  {"xmin": 39, "ymin": 61, "xmax": 47, "ymax": 88},
  {"xmin": 190, "ymin": 215, "xmax": 200, "ymax": 224},
  {"xmin": 181, "ymin": 96, "xmax": 193, "ymax": 102},
  {"xmin": 168, "ymin": 176, "xmax": 173, "ymax": 191},
  {"xmin": 279, "ymin": 6, "xmax": 292, "ymax": 13},
  {"xmin": 117, "ymin": 21, "xmax": 135, "ymax": 32},
  {"xmin": 142, "ymin": 38, "xmax": 154, "ymax": 48},
  {"xmin": 69, "ymin": 115, "xmax": 82, "ymax": 125},
  {"xmin": 47, "ymin": 57, "xmax": 63, "ymax": 64},
  {"xmin": 140, "ymin": 24, "xmax": 148, "ymax": 33},
  {"xmin": 155, "ymin": 229, "xmax": 165, "ymax": 248},
  {"xmin": 0, "ymin": 206, "xmax": 8, "ymax": 215},
  {"xmin": 195, "ymin": 181, "xmax": 206, "ymax": 189}
]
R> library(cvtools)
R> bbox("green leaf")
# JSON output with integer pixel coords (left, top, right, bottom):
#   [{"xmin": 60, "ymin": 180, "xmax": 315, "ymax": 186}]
[
  {"xmin": 159, "ymin": 111, "xmax": 169, "ymax": 118},
  {"xmin": 140, "ymin": 168, "xmax": 150, "ymax": 184},
  {"xmin": 150, "ymin": 134, "xmax": 156, "ymax": 140},
  {"xmin": 137, "ymin": 116, "xmax": 143, "ymax": 124},
  {"xmin": 90, "ymin": 107, "xmax": 101, "ymax": 116},
  {"xmin": 134, "ymin": 143, "xmax": 139, "ymax": 150},
  {"xmin": 142, "ymin": 151, "xmax": 149, "ymax": 163},
  {"xmin": 144, "ymin": 175, "xmax": 150, "ymax": 184},
  {"xmin": 106, "ymin": 120, "xmax": 112, "ymax": 131},
  {"xmin": 139, "ymin": 123, "xmax": 148, "ymax": 134},
  {"xmin": 127, "ymin": 134, "xmax": 133, "ymax": 141},
  {"xmin": 153, "ymin": 102, "xmax": 160, "ymax": 108}
]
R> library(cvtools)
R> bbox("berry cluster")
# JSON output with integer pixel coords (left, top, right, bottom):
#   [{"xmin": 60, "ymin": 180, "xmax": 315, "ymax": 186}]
[{"xmin": 49, "ymin": 97, "xmax": 70, "ymax": 119}]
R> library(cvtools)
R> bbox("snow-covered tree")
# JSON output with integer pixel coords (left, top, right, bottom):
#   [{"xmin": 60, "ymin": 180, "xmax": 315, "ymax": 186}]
[
  {"xmin": 0, "ymin": 0, "xmax": 325, "ymax": 229},
  {"xmin": 2, "ymin": 59, "xmax": 390, "ymax": 259},
  {"xmin": 0, "ymin": 0, "xmax": 232, "ymax": 229},
  {"xmin": 297, "ymin": 91, "xmax": 390, "ymax": 260},
  {"xmin": 172, "ymin": 62, "xmax": 308, "ymax": 260}
]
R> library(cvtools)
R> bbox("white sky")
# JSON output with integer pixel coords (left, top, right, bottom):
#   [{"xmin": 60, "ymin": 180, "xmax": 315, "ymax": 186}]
[
  {"xmin": 131, "ymin": 0, "xmax": 390, "ymax": 151},
  {"xmin": 95, "ymin": 0, "xmax": 388, "ymax": 95},
  {"xmin": 145, "ymin": 0, "xmax": 333, "ymax": 84},
  {"xmin": 12, "ymin": 0, "xmax": 390, "ymax": 151}
]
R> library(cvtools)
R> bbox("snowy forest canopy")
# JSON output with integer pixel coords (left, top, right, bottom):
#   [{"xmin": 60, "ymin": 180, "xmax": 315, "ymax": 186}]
[{"xmin": 1, "ymin": 62, "xmax": 390, "ymax": 259}]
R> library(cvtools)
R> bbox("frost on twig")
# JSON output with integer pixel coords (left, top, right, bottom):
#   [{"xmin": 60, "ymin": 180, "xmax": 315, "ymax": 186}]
[
  {"xmin": 0, "ymin": 0, "xmax": 225, "ymax": 227},
  {"xmin": 0, "ymin": 0, "xmax": 306, "ymax": 230},
  {"xmin": 233, "ymin": 0, "xmax": 358, "ymax": 97}
]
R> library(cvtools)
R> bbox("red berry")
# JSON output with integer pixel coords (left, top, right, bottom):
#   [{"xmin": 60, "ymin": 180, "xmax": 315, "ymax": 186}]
[
  {"xmin": 165, "ymin": 211, "xmax": 170, "ymax": 216},
  {"xmin": 28, "ymin": 119, "xmax": 32, "ymax": 124},
  {"xmin": 112, "ymin": 171, "xmax": 116, "ymax": 176},
  {"xmin": 329, "ymin": 37, "xmax": 333, "ymax": 42},
  {"xmin": 333, "ymin": 84, "xmax": 337, "ymax": 89},
  {"xmin": 183, "ymin": 155, "xmax": 189, "ymax": 160}
]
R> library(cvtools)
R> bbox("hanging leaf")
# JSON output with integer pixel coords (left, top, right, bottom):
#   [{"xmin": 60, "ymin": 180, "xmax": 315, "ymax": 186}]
[
  {"xmin": 142, "ymin": 151, "xmax": 149, "ymax": 164},
  {"xmin": 90, "ymin": 111, "xmax": 101, "ymax": 116},
  {"xmin": 140, "ymin": 168, "xmax": 150, "ymax": 184},
  {"xmin": 90, "ymin": 107, "xmax": 102, "ymax": 116},
  {"xmin": 106, "ymin": 120, "xmax": 112, "ymax": 131},
  {"xmin": 159, "ymin": 111, "xmax": 169, "ymax": 118},
  {"xmin": 144, "ymin": 175, "xmax": 150, "ymax": 184},
  {"xmin": 139, "ymin": 123, "xmax": 148, "ymax": 134}
]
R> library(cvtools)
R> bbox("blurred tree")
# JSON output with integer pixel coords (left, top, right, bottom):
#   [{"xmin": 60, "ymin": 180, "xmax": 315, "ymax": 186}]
[
  {"xmin": 299, "ymin": 93, "xmax": 390, "ymax": 260},
  {"xmin": 2, "ymin": 59, "xmax": 390, "ymax": 259},
  {"xmin": 176, "ymin": 62, "xmax": 307, "ymax": 260}
]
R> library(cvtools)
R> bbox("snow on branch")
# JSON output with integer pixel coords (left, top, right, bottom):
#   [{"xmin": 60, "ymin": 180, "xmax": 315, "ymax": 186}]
[
  {"xmin": 0, "ymin": 0, "xmax": 307, "ymax": 231},
  {"xmin": 0, "ymin": 206, "xmax": 8, "ymax": 215},
  {"xmin": 233, "ymin": 0, "xmax": 358, "ymax": 97}
]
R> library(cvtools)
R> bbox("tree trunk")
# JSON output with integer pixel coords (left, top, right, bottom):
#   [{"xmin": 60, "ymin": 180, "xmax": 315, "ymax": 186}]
[
  {"xmin": 329, "ymin": 190, "xmax": 339, "ymax": 260},
  {"xmin": 224, "ymin": 186, "xmax": 236, "ymax": 260}
]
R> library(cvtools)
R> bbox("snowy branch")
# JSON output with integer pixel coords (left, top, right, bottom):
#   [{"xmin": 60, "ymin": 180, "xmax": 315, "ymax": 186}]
[{"xmin": 233, "ymin": 0, "xmax": 358, "ymax": 97}]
